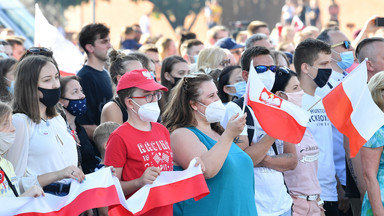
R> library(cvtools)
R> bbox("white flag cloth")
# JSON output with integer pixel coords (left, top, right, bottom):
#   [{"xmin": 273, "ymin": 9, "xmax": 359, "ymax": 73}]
[
  {"xmin": 34, "ymin": 3, "xmax": 84, "ymax": 76},
  {"xmin": 322, "ymin": 59, "xmax": 384, "ymax": 157},
  {"xmin": 0, "ymin": 159, "xmax": 208, "ymax": 215}
]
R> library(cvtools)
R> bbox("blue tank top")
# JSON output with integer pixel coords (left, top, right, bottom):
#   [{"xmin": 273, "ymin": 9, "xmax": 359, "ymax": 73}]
[{"xmin": 173, "ymin": 127, "xmax": 257, "ymax": 216}]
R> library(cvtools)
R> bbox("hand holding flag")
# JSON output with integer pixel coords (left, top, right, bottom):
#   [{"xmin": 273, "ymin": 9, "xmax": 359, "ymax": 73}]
[{"xmin": 244, "ymin": 61, "xmax": 309, "ymax": 144}]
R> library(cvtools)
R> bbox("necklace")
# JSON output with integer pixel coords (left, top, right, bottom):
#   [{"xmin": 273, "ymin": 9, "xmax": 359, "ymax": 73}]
[{"xmin": 41, "ymin": 117, "xmax": 50, "ymax": 126}]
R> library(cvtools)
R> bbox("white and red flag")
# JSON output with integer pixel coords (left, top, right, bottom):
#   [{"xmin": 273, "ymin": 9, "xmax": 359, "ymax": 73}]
[
  {"xmin": 34, "ymin": 3, "xmax": 84, "ymax": 76},
  {"xmin": 322, "ymin": 59, "xmax": 384, "ymax": 157},
  {"xmin": 245, "ymin": 61, "xmax": 309, "ymax": 144},
  {"xmin": 109, "ymin": 159, "xmax": 209, "ymax": 215},
  {"xmin": 0, "ymin": 159, "xmax": 208, "ymax": 215}
]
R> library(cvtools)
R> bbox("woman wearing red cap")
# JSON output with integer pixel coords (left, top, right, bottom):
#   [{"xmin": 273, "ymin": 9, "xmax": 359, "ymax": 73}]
[{"xmin": 104, "ymin": 69, "xmax": 173, "ymax": 215}]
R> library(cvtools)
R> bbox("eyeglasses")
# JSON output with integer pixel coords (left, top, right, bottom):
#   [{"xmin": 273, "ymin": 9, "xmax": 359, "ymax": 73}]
[
  {"xmin": 219, "ymin": 59, "xmax": 231, "ymax": 67},
  {"xmin": 130, "ymin": 91, "xmax": 162, "ymax": 103},
  {"xmin": 331, "ymin": 40, "xmax": 351, "ymax": 49},
  {"xmin": 26, "ymin": 47, "xmax": 53, "ymax": 57},
  {"xmin": 255, "ymin": 65, "xmax": 278, "ymax": 73}
]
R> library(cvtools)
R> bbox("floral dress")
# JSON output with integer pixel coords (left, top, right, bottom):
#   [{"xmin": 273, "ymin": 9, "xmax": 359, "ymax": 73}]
[{"xmin": 361, "ymin": 126, "xmax": 384, "ymax": 216}]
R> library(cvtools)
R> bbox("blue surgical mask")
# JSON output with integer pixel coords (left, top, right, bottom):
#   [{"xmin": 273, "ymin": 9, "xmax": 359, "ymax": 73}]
[
  {"xmin": 193, "ymin": 55, "xmax": 199, "ymax": 63},
  {"xmin": 4, "ymin": 77, "xmax": 14, "ymax": 94},
  {"xmin": 226, "ymin": 81, "xmax": 246, "ymax": 98},
  {"xmin": 62, "ymin": 97, "xmax": 87, "ymax": 116},
  {"xmin": 332, "ymin": 51, "xmax": 354, "ymax": 71}
]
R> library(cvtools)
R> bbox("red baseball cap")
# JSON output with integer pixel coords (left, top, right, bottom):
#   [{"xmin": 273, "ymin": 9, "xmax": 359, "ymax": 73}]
[{"xmin": 116, "ymin": 69, "xmax": 168, "ymax": 92}]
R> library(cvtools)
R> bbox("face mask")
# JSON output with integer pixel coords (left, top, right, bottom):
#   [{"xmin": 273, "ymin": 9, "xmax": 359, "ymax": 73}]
[
  {"xmin": 226, "ymin": 81, "xmax": 246, "ymax": 98},
  {"xmin": 0, "ymin": 131, "xmax": 15, "ymax": 155},
  {"xmin": 333, "ymin": 51, "xmax": 354, "ymax": 71},
  {"xmin": 38, "ymin": 87, "xmax": 61, "ymax": 108},
  {"xmin": 132, "ymin": 100, "xmax": 160, "ymax": 122},
  {"xmin": 6, "ymin": 81, "xmax": 14, "ymax": 94},
  {"xmin": 198, "ymin": 100, "xmax": 226, "ymax": 123},
  {"xmin": 258, "ymin": 70, "xmax": 275, "ymax": 90},
  {"xmin": 308, "ymin": 67, "xmax": 332, "ymax": 88},
  {"xmin": 171, "ymin": 76, "xmax": 182, "ymax": 88},
  {"xmin": 193, "ymin": 55, "xmax": 199, "ymax": 63},
  {"xmin": 285, "ymin": 90, "xmax": 304, "ymax": 107},
  {"xmin": 62, "ymin": 98, "xmax": 87, "ymax": 116}
]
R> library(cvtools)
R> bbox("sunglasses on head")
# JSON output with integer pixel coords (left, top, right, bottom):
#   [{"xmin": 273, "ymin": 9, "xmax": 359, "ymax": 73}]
[
  {"xmin": 26, "ymin": 47, "xmax": 53, "ymax": 57},
  {"xmin": 275, "ymin": 66, "xmax": 292, "ymax": 76},
  {"xmin": 331, "ymin": 40, "xmax": 351, "ymax": 49},
  {"xmin": 255, "ymin": 65, "xmax": 278, "ymax": 73}
]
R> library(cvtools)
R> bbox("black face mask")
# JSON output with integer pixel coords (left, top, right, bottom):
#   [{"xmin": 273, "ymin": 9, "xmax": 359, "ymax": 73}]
[
  {"xmin": 38, "ymin": 87, "xmax": 61, "ymax": 108},
  {"xmin": 312, "ymin": 68, "xmax": 332, "ymax": 88},
  {"xmin": 171, "ymin": 77, "xmax": 182, "ymax": 89}
]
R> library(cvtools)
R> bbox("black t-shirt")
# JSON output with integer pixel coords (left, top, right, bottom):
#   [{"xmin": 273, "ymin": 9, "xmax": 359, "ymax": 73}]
[
  {"xmin": 76, "ymin": 121, "xmax": 100, "ymax": 174},
  {"xmin": 77, "ymin": 65, "xmax": 113, "ymax": 125}
]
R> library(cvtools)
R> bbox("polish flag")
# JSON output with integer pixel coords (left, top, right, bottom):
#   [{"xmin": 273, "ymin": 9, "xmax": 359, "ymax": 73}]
[
  {"xmin": 245, "ymin": 61, "xmax": 309, "ymax": 144},
  {"xmin": 34, "ymin": 4, "xmax": 84, "ymax": 76},
  {"xmin": 322, "ymin": 60, "xmax": 384, "ymax": 157},
  {"xmin": 109, "ymin": 158, "xmax": 209, "ymax": 215},
  {"xmin": 0, "ymin": 168, "xmax": 121, "ymax": 216},
  {"xmin": 0, "ymin": 159, "xmax": 208, "ymax": 215}
]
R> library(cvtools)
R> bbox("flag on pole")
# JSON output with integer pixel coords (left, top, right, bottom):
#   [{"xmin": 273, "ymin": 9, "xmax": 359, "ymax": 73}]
[
  {"xmin": 34, "ymin": 3, "xmax": 84, "ymax": 76},
  {"xmin": 322, "ymin": 59, "xmax": 384, "ymax": 157},
  {"xmin": 244, "ymin": 61, "xmax": 309, "ymax": 144},
  {"xmin": 109, "ymin": 158, "xmax": 209, "ymax": 216},
  {"xmin": 0, "ymin": 159, "xmax": 208, "ymax": 216}
]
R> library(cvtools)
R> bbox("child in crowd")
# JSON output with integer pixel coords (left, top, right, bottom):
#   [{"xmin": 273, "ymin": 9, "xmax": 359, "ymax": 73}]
[{"xmin": 0, "ymin": 102, "xmax": 44, "ymax": 197}]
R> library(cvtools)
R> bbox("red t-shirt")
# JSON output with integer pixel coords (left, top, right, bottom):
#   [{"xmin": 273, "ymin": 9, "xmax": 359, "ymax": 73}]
[{"xmin": 105, "ymin": 122, "xmax": 173, "ymax": 216}]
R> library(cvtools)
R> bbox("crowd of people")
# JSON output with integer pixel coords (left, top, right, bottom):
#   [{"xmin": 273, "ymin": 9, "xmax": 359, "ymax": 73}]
[{"xmin": 0, "ymin": 3, "xmax": 384, "ymax": 216}]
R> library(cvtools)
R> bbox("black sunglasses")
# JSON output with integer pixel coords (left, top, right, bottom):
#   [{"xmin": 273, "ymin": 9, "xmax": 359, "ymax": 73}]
[
  {"xmin": 275, "ymin": 66, "xmax": 292, "ymax": 77},
  {"xmin": 255, "ymin": 65, "xmax": 278, "ymax": 73},
  {"xmin": 26, "ymin": 47, "xmax": 53, "ymax": 56},
  {"xmin": 331, "ymin": 40, "xmax": 351, "ymax": 49}
]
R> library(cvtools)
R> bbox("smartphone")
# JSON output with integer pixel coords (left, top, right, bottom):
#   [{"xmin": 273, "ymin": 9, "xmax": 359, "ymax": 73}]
[{"xmin": 375, "ymin": 17, "xmax": 384, "ymax": 26}]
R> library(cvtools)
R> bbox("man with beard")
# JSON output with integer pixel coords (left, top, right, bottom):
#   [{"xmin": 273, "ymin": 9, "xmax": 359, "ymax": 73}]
[{"xmin": 77, "ymin": 23, "xmax": 113, "ymax": 139}]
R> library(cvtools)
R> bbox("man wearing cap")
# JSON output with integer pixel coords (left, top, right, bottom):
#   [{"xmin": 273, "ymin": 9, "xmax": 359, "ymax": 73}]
[
  {"xmin": 215, "ymin": 37, "xmax": 244, "ymax": 65},
  {"xmin": 104, "ymin": 69, "xmax": 173, "ymax": 215},
  {"xmin": 77, "ymin": 23, "xmax": 113, "ymax": 139}
]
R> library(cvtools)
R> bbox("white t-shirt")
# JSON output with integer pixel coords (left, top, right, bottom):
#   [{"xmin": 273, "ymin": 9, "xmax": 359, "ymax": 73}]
[
  {"xmin": 222, "ymin": 101, "xmax": 292, "ymax": 216},
  {"xmin": 6, "ymin": 114, "xmax": 78, "ymax": 190},
  {"xmin": 316, "ymin": 70, "xmax": 347, "ymax": 186},
  {"xmin": 302, "ymin": 93, "xmax": 338, "ymax": 201}
]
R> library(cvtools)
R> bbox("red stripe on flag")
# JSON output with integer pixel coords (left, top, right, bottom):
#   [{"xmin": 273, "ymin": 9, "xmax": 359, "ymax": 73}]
[
  {"xmin": 109, "ymin": 173, "xmax": 209, "ymax": 216},
  {"xmin": 323, "ymin": 84, "xmax": 366, "ymax": 157},
  {"xmin": 15, "ymin": 185, "xmax": 120, "ymax": 216},
  {"xmin": 247, "ymin": 100, "xmax": 306, "ymax": 144},
  {"xmin": 59, "ymin": 70, "xmax": 76, "ymax": 77}
]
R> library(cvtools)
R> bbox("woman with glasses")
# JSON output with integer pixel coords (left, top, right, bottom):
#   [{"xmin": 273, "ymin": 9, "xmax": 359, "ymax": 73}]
[
  {"xmin": 361, "ymin": 71, "xmax": 384, "ymax": 216},
  {"xmin": 104, "ymin": 69, "xmax": 174, "ymax": 215},
  {"xmin": 197, "ymin": 47, "xmax": 229, "ymax": 72},
  {"xmin": 6, "ymin": 55, "xmax": 85, "ymax": 196},
  {"xmin": 271, "ymin": 67, "xmax": 323, "ymax": 216},
  {"xmin": 162, "ymin": 73, "xmax": 257, "ymax": 215}
]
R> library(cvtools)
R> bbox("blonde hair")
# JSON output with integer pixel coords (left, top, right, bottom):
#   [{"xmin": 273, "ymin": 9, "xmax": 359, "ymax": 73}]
[
  {"xmin": 368, "ymin": 71, "xmax": 384, "ymax": 111},
  {"xmin": 156, "ymin": 37, "xmax": 174, "ymax": 61},
  {"xmin": 93, "ymin": 121, "xmax": 120, "ymax": 158},
  {"xmin": 197, "ymin": 47, "xmax": 227, "ymax": 71}
]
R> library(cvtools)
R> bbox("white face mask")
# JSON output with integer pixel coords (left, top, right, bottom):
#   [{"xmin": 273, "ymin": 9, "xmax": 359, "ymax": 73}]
[
  {"xmin": 198, "ymin": 100, "xmax": 226, "ymax": 123},
  {"xmin": 258, "ymin": 69, "xmax": 275, "ymax": 90},
  {"xmin": 132, "ymin": 100, "xmax": 160, "ymax": 122},
  {"xmin": 0, "ymin": 131, "xmax": 15, "ymax": 155}
]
